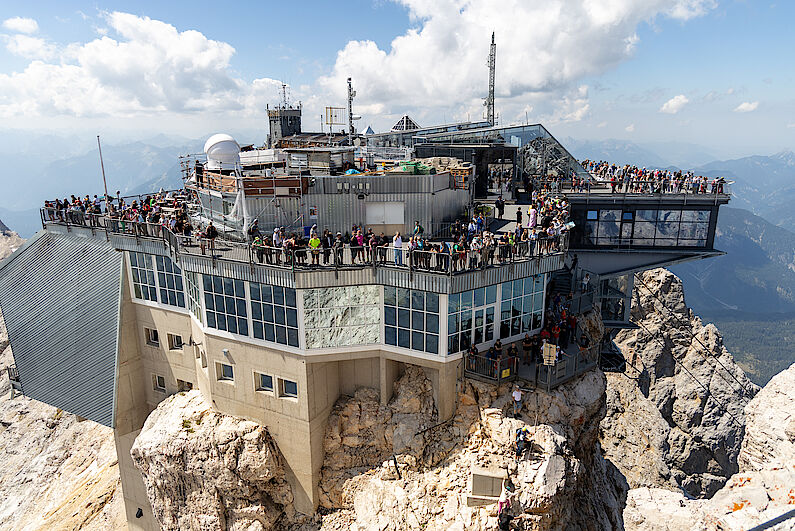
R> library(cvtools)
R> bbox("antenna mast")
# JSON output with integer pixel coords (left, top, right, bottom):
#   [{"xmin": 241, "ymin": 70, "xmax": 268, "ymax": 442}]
[
  {"xmin": 486, "ymin": 32, "xmax": 496, "ymax": 125},
  {"xmin": 347, "ymin": 77, "xmax": 356, "ymax": 146}
]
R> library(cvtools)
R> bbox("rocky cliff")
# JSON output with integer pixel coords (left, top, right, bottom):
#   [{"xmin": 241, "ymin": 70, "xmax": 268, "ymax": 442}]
[
  {"xmin": 316, "ymin": 368, "xmax": 627, "ymax": 530},
  {"xmin": 601, "ymin": 269, "xmax": 758, "ymax": 497},
  {"xmin": 624, "ymin": 362, "xmax": 795, "ymax": 530},
  {"xmin": 131, "ymin": 390, "xmax": 295, "ymax": 530}
]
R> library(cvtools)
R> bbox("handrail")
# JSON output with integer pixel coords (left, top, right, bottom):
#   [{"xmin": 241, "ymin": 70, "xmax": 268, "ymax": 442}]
[
  {"xmin": 42, "ymin": 208, "xmax": 569, "ymax": 277},
  {"xmin": 464, "ymin": 354, "xmax": 518, "ymax": 383}
]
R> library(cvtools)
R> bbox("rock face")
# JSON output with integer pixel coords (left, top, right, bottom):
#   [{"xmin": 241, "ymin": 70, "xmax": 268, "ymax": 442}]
[
  {"xmin": 601, "ymin": 269, "xmax": 758, "ymax": 497},
  {"xmin": 0, "ymin": 315, "xmax": 124, "ymax": 530},
  {"xmin": 625, "ymin": 362, "xmax": 795, "ymax": 531},
  {"xmin": 131, "ymin": 390, "xmax": 295, "ymax": 530},
  {"xmin": 738, "ymin": 362, "xmax": 795, "ymax": 472},
  {"xmin": 318, "ymin": 365, "xmax": 437, "ymax": 507},
  {"xmin": 318, "ymin": 366, "xmax": 627, "ymax": 530}
]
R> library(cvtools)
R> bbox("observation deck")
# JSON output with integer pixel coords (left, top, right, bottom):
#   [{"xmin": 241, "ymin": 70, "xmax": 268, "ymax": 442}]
[{"xmin": 39, "ymin": 210, "xmax": 567, "ymax": 294}]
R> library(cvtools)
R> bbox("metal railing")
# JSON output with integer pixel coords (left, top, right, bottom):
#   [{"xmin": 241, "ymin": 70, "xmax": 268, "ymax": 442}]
[
  {"xmin": 464, "ymin": 354, "xmax": 518, "ymax": 384},
  {"xmin": 41, "ymin": 208, "xmax": 569, "ymax": 276},
  {"xmin": 534, "ymin": 341, "xmax": 599, "ymax": 391}
]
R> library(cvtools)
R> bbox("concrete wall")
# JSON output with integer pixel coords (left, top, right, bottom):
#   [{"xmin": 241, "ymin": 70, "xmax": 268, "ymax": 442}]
[{"xmin": 112, "ymin": 287, "xmax": 461, "ymax": 522}]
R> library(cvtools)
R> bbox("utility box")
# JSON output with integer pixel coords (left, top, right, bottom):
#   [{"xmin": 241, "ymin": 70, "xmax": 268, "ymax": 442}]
[{"xmin": 467, "ymin": 465, "xmax": 508, "ymax": 507}]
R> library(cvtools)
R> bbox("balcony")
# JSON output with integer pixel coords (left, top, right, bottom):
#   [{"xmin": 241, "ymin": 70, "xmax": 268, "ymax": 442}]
[{"xmin": 39, "ymin": 209, "xmax": 568, "ymax": 291}]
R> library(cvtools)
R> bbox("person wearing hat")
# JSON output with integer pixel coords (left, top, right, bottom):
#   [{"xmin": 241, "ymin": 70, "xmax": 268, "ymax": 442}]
[
  {"xmin": 333, "ymin": 232, "xmax": 344, "ymax": 265},
  {"xmin": 511, "ymin": 385, "xmax": 523, "ymax": 417}
]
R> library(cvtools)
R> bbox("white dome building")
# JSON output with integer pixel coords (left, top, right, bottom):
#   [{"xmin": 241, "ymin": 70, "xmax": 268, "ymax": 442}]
[{"xmin": 204, "ymin": 133, "xmax": 240, "ymax": 171}]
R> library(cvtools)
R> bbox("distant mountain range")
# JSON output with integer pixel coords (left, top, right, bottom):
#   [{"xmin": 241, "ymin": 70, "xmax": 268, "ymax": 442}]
[{"xmin": 671, "ymin": 206, "xmax": 795, "ymax": 314}]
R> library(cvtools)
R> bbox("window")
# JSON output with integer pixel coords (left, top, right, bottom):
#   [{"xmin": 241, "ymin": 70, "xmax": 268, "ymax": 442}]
[
  {"xmin": 250, "ymin": 284, "xmax": 299, "ymax": 347},
  {"xmin": 216, "ymin": 362, "xmax": 234, "ymax": 382},
  {"xmin": 167, "ymin": 333, "xmax": 183, "ymax": 351},
  {"xmin": 152, "ymin": 374, "xmax": 166, "ymax": 392},
  {"xmin": 185, "ymin": 271, "xmax": 203, "ymax": 324},
  {"xmin": 255, "ymin": 372, "xmax": 274, "ymax": 392},
  {"xmin": 582, "ymin": 208, "xmax": 710, "ymax": 248},
  {"xmin": 177, "ymin": 379, "xmax": 193, "ymax": 392},
  {"xmin": 500, "ymin": 275, "xmax": 545, "ymax": 340},
  {"xmin": 304, "ymin": 286, "xmax": 379, "ymax": 349},
  {"xmin": 279, "ymin": 378, "xmax": 298, "ymax": 398},
  {"xmin": 130, "ymin": 252, "xmax": 157, "ymax": 301},
  {"xmin": 385, "ymin": 287, "xmax": 440, "ymax": 354},
  {"xmin": 200, "ymin": 350, "xmax": 207, "ymax": 369},
  {"xmin": 155, "ymin": 255, "xmax": 186, "ymax": 308},
  {"xmin": 203, "ymin": 275, "xmax": 249, "ymax": 336},
  {"xmin": 447, "ymin": 285, "xmax": 497, "ymax": 355},
  {"xmin": 144, "ymin": 327, "xmax": 159, "ymax": 347}
]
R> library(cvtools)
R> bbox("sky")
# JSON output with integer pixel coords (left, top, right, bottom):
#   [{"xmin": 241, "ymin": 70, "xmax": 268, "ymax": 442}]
[{"xmin": 0, "ymin": 0, "xmax": 793, "ymax": 156}]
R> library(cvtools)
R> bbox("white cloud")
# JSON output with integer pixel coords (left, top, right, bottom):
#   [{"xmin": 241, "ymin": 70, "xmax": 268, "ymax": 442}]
[
  {"xmin": 734, "ymin": 101, "xmax": 759, "ymax": 113},
  {"xmin": 786, "ymin": 123, "xmax": 795, "ymax": 129},
  {"xmin": 318, "ymin": 0, "xmax": 717, "ymax": 129},
  {"xmin": 0, "ymin": 12, "xmax": 283, "ymax": 118},
  {"xmin": 596, "ymin": 121, "xmax": 607, "ymax": 128},
  {"xmin": 625, "ymin": 123, "xmax": 635, "ymax": 132},
  {"xmin": 659, "ymin": 94, "xmax": 689, "ymax": 114},
  {"xmin": 0, "ymin": 3, "xmax": 717, "ymax": 127},
  {"xmin": 3, "ymin": 34, "xmax": 56, "ymax": 59},
  {"xmin": 2, "ymin": 17, "xmax": 39, "ymax": 34}
]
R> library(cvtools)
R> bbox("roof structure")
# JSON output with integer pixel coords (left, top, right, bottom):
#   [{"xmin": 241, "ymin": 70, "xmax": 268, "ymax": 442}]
[{"xmin": 391, "ymin": 115, "xmax": 420, "ymax": 131}]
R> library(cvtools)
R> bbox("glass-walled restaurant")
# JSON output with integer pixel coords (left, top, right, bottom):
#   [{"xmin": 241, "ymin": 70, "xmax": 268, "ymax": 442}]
[
  {"xmin": 126, "ymin": 251, "xmax": 548, "ymax": 357},
  {"xmin": 569, "ymin": 205, "xmax": 719, "ymax": 249}
]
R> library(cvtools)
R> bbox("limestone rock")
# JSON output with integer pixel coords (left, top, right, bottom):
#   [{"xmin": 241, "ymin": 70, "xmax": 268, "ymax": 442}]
[
  {"xmin": 739, "ymin": 362, "xmax": 795, "ymax": 472},
  {"xmin": 318, "ymin": 365, "xmax": 437, "ymax": 508},
  {"xmin": 320, "ymin": 364, "xmax": 627, "ymax": 530},
  {"xmin": 131, "ymin": 390, "xmax": 294, "ymax": 530},
  {"xmin": 602, "ymin": 268, "xmax": 758, "ymax": 497}
]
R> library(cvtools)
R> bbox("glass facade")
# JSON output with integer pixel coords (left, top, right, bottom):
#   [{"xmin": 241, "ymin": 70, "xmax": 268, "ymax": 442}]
[
  {"xmin": 385, "ymin": 287, "xmax": 440, "ymax": 354},
  {"xmin": 304, "ymin": 286, "xmax": 380, "ymax": 349},
  {"xmin": 579, "ymin": 207, "xmax": 711, "ymax": 247},
  {"xmin": 601, "ymin": 275, "xmax": 631, "ymax": 322},
  {"xmin": 203, "ymin": 275, "xmax": 248, "ymax": 336},
  {"xmin": 447, "ymin": 285, "xmax": 498, "ymax": 355},
  {"xmin": 500, "ymin": 276, "xmax": 545, "ymax": 340},
  {"xmin": 250, "ymin": 284, "xmax": 299, "ymax": 347},
  {"xmin": 155, "ymin": 255, "xmax": 185, "ymax": 308},
  {"xmin": 129, "ymin": 252, "xmax": 157, "ymax": 301}
]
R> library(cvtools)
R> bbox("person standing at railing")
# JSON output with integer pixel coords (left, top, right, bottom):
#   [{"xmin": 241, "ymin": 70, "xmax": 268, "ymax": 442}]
[
  {"xmin": 367, "ymin": 230, "xmax": 378, "ymax": 264},
  {"xmin": 392, "ymin": 232, "xmax": 403, "ymax": 266},
  {"xmin": 205, "ymin": 221, "xmax": 218, "ymax": 255},
  {"xmin": 322, "ymin": 230, "xmax": 333, "ymax": 265},
  {"xmin": 252, "ymin": 236, "xmax": 265, "ymax": 264}
]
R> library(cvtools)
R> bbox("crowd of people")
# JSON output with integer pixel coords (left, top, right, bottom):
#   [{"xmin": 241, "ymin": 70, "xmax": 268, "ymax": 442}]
[
  {"xmin": 581, "ymin": 159, "xmax": 728, "ymax": 194},
  {"xmin": 42, "ymin": 183, "xmax": 572, "ymax": 275},
  {"xmin": 43, "ymin": 190, "xmax": 195, "ymax": 238},
  {"xmin": 247, "ymin": 200, "xmax": 569, "ymax": 272}
]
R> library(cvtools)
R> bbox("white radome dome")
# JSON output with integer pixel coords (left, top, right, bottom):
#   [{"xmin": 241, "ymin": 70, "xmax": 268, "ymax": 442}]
[{"xmin": 204, "ymin": 133, "xmax": 240, "ymax": 170}]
